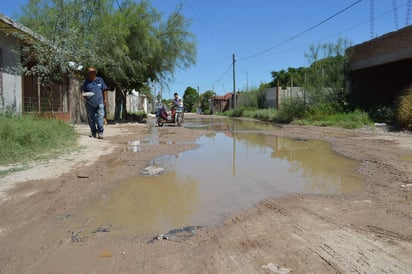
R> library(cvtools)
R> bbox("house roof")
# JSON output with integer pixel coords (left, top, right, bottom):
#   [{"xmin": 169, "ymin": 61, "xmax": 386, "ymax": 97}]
[
  {"xmin": 214, "ymin": 92, "xmax": 232, "ymax": 100},
  {"xmin": 0, "ymin": 13, "xmax": 42, "ymax": 43}
]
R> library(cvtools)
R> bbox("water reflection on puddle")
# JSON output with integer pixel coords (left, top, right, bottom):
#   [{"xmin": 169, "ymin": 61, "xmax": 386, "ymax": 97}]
[
  {"xmin": 83, "ymin": 118, "xmax": 364, "ymax": 235},
  {"xmin": 127, "ymin": 127, "xmax": 177, "ymax": 152}
]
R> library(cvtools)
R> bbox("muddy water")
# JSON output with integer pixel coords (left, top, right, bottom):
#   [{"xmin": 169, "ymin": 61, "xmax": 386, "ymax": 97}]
[{"xmin": 83, "ymin": 117, "xmax": 364, "ymax": 235}]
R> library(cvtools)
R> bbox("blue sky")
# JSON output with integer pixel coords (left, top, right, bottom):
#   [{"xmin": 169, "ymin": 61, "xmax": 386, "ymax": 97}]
[{"xmin": 1, "ymin": 0, "xmax": 409, "ymax": 97}]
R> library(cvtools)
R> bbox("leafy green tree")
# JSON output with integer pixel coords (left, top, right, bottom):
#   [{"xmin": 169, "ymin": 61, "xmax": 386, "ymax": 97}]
[
  {"xmin": 199, "ymin": 90, "xmax": 216, "ymax": 113},
  {"xmin": 268, "ymin": 38, "xmax": 350, "ymax": 115},
  {"xmin": 303, "ymin": 38, "xmax": 351, "ymax": 111},
  {"xmin": 270, "ymin": 67, "xmax": 307, "ymax": 89},
  {"xmin": 19, "ymin": 0, "xmax": 113, "ymax": 76},
  {"xmin": 18, "ymin": 0, "xmax": 196, "ymax": 116},
  {"xmin": 183, "ymin": 86, "xmax": 198, "ymax": 112}
]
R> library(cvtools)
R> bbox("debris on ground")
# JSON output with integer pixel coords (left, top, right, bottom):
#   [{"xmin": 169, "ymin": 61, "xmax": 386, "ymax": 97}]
[
  {"xmin": 70, "ymin": 231, "xmax": 87, "ymax": 242},
  {"xmin": 92, "ymin": 225, "xmax": 112, "ymax": 233},
  {"xmin": 261, "ymin": 263, "xmax": 291, "ymax": 274},
  {"xmin": 148, "ymin": 225, "xmax": 203, "ymax": 243},
  {"xmin": 141, "ymin": 165, "xmax": 164, "ymax": 176}
]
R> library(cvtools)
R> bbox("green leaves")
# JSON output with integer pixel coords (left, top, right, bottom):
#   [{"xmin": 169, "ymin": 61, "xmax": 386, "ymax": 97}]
[
  {"xmin": 18, "ymin": 0, "xmax": 196, "ymax": 93},
  {"xmin": 183, "ymin": 86, "xmax": 199, "ymax": 112}
]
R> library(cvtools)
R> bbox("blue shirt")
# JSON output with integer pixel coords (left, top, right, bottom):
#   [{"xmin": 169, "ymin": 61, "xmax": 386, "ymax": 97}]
[{"xmin": 81, "ymin": 77, "xmax": 108, "ymax": 107}]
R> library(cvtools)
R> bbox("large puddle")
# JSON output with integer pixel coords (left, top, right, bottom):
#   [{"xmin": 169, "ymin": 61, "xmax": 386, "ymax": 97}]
[{"xmin": 81, "ymin": 117, "xmax": 364, "ymax": 235}]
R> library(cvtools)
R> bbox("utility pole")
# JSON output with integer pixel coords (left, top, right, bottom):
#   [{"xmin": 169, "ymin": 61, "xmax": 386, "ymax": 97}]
[
  {"xmin": 245, "ymin": 70, "xmax": 248, "ymax": 92},
  {"xmin": 276, "ymin": 79, "xmax": 280, "ymax": 109},
  {"xmin": 233, "ymin": 53, "xmax": 236, "ymax": 109}
]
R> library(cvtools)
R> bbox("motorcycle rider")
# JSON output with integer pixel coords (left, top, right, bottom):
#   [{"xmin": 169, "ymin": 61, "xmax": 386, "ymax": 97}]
[{"xmin": 170, "ymin": 92, "xmax": 183, "ymax": 118}]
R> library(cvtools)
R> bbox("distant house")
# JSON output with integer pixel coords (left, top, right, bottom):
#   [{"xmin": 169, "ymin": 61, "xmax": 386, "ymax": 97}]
[
  {"xmin": 210, "ymin": 93, "xmax": 233, "ymax": 113},
  {"xmin": 0, "ymin": 13, "xmax": 86, "ymax": 122}
]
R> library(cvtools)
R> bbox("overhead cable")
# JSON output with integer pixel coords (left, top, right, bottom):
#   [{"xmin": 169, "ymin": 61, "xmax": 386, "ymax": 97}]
[{"xmin": 239, "ymin": 0, "xmax": 363, "ymax": 61}]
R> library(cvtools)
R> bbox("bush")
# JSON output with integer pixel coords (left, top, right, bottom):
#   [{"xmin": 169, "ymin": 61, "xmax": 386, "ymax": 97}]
[
  {"xmin": 218, "ymin": 97, "xmax": 373, "ymax": 129},
  {"xmin": 126, "ymin": 111, "xmax": 147, "ymax": 123},
  {"xmin": 254, "ymin": 109, "xmax": 277, "ymax": 120},
  {"xmin": 396, "ymin": 88, "xmax": 412, "ymax": 129},
  {"xmin": 224, "ymin": 108, "xmax": 244, "ymax": 117},
  {"xmin": 368, "ymin": 105, "xmax": 395, "ymax": 124},
  {"xmin": 294, "ymin": 109, "xmax": 372, "ymax": 128},
  {"xmin": 274, "ymin": 99, "xmax": 306, "ymax": 123}
]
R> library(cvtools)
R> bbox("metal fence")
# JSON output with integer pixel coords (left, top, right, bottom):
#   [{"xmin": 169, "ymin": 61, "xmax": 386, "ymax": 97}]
[{"xmin": 22, "ymin": 75, "xmax": 68, "ymax": 112}]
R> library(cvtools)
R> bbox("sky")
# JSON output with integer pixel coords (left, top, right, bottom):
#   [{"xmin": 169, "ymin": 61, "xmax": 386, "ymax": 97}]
[{"xmin": 1, "ymin": 0, "xmax": 410, "ymax": 97}]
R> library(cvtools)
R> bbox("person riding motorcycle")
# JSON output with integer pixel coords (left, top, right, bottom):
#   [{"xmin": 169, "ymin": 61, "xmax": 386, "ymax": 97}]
[{"xmin": 170, "ymin": 92, "xmax": 183, "ymax": 119}]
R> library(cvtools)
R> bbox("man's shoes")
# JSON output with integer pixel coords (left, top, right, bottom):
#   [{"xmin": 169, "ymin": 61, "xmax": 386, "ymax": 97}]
[
  {"xmin": 97, "ymin": 133, "xmax": 104, "ymax": 139},
  {"xmin": 89, "ymin": 132, "xmax": 96, "ymax": 138}
]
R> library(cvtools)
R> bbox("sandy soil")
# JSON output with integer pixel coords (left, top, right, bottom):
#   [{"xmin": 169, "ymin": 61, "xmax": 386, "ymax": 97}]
[{"xmin": 0, "ymin": 114, "xmax": 411, "ymax": 274}]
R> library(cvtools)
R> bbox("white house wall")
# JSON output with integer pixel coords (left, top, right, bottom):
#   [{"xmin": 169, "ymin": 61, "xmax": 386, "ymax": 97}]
[
  {"xmin": 0, "ymin": 31, "xmax": 22, "ymax": 114},
  {"xmin": 126, "ymin": 90, "xmax": 148, "ymax": 114}
]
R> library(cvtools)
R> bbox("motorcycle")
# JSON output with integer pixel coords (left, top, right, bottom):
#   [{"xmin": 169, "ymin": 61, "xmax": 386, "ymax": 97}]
[{"xmin": 156, "ymin": 105, "xmax": 184, "ymax": 127}]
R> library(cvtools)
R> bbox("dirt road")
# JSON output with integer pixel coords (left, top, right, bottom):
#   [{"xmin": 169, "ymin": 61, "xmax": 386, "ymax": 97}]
[{"xmin": 0, "ymin": 115, "xmax": 411, "ymax": 274}]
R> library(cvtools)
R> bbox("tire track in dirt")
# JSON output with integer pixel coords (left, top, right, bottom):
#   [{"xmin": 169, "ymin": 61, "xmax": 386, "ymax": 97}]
[
  {"xmin": 176, "ymin": 194, "xmax": 412, "ymax": 273},
  {"xmin": 291, "ymin": 210, "xmax": 412, "ymax": 273}
]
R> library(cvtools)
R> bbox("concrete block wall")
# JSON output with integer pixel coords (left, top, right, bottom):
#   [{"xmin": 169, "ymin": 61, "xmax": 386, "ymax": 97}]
[{"xmin": 348, "ymin": 25, "xmax": 412, "ymax": 70}]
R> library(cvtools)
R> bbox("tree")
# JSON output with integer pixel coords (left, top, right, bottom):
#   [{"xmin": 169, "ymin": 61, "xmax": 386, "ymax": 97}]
[
  {"xmin": 199, "ymin": 90, "xmax": 216, "ymax": 113},
  {"xmin": 270, "ymin": 67, "xmax": 307, "ymax": 89},
  {"xmin": 183, "ymin": 86, "xmax": 198, "ymax": 112},
  {"xmin": 268, "ymin": 38, "xmax": 351, "ymax": 113},
  {"xmin": 303, "ymin": 38, "xmax": 351, "ymax": 111},
  {"xmin": 19, "ymin": 0, "xmax": 113, "ymax": 77},
  {"xmin": 18, "ymin": 0, "xmax": 196, "ymax": 116}
]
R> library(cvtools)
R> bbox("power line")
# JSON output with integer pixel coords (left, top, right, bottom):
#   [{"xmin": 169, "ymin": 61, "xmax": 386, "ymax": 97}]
[
  {"xmin": 253, "ymin": 2, "xmax": 406, "ymax": 60},
  {"xmin": 172, "ymin": 61, "xmax": 233, "ymax": 88},
  {"xmin": 393, "ymin": 0, "xmax": 399, "ymax": 29},
  {"xmin": 370, "ymin": 0, "xmax": 375, "ymax": 38},
  {"xmin": 174, "ymin": 1, "xmax": 407, "ymax": 93},
  {"xmin": 239, "ymin": 0, "xmax": 363, "ymax": 61},
  {"xmin": 406, "ymin": 0, "xmax": 412, "ymax": 25}
]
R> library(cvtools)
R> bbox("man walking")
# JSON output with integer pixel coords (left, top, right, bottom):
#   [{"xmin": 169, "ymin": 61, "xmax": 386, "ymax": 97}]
[{"xmin": 81, "ymin": 67, "xmax": 108, "ymax": 139}]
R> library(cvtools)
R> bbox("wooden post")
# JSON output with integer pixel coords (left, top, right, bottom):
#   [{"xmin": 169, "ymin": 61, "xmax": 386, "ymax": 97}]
[
  {"xmin": 233, "ymin": 54, "xmax": 236, "ymax": 109},
  {"xmin": 276, "ymin": 79, "xmax": 280, "ymax": 109},
  {"xmin": 37, "ymin": 77, "xmax": 41, "ymax": 112}
]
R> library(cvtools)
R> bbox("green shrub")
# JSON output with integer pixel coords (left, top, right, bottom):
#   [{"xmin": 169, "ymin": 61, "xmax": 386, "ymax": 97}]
[
  {"xmin": 396, "ymin": 89, "xmax": 412, "ymax": 129},
  {"xmin": 368, "ymin": 105, "xmax": 395, "ymax": 124},
  {"xmin": 254, "ymin": 108, "xmax": 277, "ymax": 120},
  {"xmin": 224, "ymin": 108, "xmax": 244, "ymax": 117},
  {"xmin": 219, "ymin": 97, "xmax": 373, "ymax": 128},
  {"xmin": 126, "ymin": 111, "xmax": 147, "ymax": 123},
  {"xmin": 274, "ymin": 99, "xmax": 306, "ymax": 123},
  {"xmin": 295, "ymin": 109, "xmax": 372, "ymax": 128}
]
